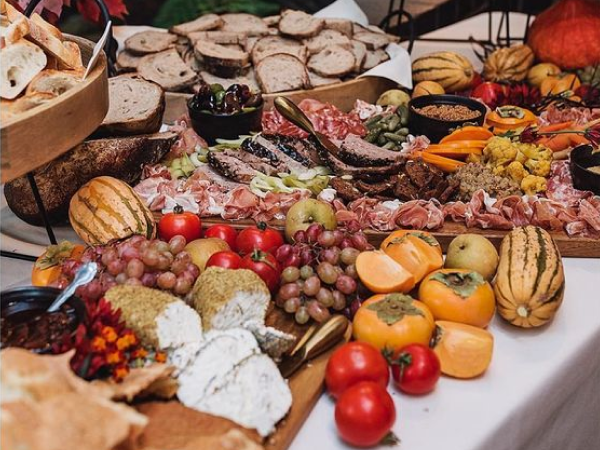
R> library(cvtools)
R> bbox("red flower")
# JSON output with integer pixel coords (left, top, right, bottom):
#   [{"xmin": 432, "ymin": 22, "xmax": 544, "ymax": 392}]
[
  {"xmin": 585, "ymin": 124, "xmax": 600, "ymax": 147},
  {"xmin": 519, "ymin": 125, "xmax": 539, "ymax": 144}
]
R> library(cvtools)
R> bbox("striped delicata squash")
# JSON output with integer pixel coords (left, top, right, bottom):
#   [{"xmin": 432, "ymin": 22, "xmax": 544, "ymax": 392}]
[
  {"xmin": 412, "ymin": 52, "xmax": 475, "ymax": 92},
  {"xmin": 483, "ymin": 44, "xmax": 535, "ymax": 82},
  {"xmin": 69, "ymin": 176, "xmax": 156, "ymax": 245},
  {"xmin": 493, "ymin": 226, "xmax": 565, "ymax": 328}
]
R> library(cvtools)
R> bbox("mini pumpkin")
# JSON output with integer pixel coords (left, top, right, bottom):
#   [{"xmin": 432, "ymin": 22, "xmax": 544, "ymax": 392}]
[{"xmin": 483, "ymin": 44, "xmax": 535, "ymax": 82}]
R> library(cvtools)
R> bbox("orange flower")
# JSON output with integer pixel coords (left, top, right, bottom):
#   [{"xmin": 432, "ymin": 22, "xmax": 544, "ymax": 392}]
[
  {"xmin": 101, "ymin": 326, "xmax": 118, "ymax": 343},
  {"xmin": 155, "ymin": 352, "xmax": 167, "ymax": 363},
  {"xmin": 116, "ymin": 336, "xmax": 131, "ymax": 351},
  {"xmin": 91, "ymin": 336, "xmax": 107, "ymax": 352},
  {"xmin": 123, "ymin": 330, "xmax": 138, "ymax": 346},
  {"xmin": 112, "ymin": 364, "xmax": 130, "ymax": 382},
  {"xmin": 106, "ymin": 350, "xmax": 124, "ymax": 365},
  {"xmin": 131, "ymin": 348, "xmax": 148, "ymax": 359}
]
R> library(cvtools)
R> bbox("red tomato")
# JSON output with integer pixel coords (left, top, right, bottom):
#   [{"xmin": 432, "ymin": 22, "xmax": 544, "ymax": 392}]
[
  {"xmin": 240, "ymin": 250, "xmax": 280, "ymax": 292},
  {"xmin": 204, "ymin": 225, "xmax": 238, "ymax": 251},
  {"xmin": 158, "ymin": 206, "xmax": 202, "ymax": 243},
  {"xmin": 391, "ymin": 343, "xmax": 441, "ymax": 395},
  {"xmin": 335, "ymin": 381, "xmax": 396, "ymax": 448},
  {"xmin": 206, "ymin": 251, "xmax": 242, "ymax": 269},
  {"xmin": 236, "ymin": 222, "xmax": 283, "ymax": 255},
  {"xmin": 325, "ymin": 342, "xmax": 389, "ymax": 399}
]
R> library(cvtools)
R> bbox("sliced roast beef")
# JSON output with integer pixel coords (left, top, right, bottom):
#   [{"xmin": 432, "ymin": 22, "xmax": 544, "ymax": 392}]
[
  {"xmin": 317, "ymin": 144, "xmax": 403, "ymax": 180},
  {"xmin": 393, "ymin": 174, "xmax": 419, "ymax": 201},
  {"xmin": 330, "ymin": 177, "xmax": 363, "ymax": 201},
  {"xmin": 241, "ymin": 134, "xmax": 308, "ymax": 174},
  {"xmin": 404, "ymin": 159, "xmax": 444, "ymax": 188},
  {"xmin": 221, "ymin": 149, "xmax": 279, "ymax": 175},
  {"xmin": 207, "ymin": 151, "xmax": 257, "ymax": 183},
  {"xmin": 338, "ymin": 134, "xmax": 403, "ymax": 167},
  {"xmin": 276, "ymin": 134, "xmax": 323, "ymax": 165},
  {"xmin": 355, "ymin": 179, "xmax": 394, "ymax": 196}
]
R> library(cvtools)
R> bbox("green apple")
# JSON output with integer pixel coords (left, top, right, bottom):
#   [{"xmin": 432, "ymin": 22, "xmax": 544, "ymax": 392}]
[
  {"xmin": 444, "ymin": 234, "xmax": 499, "ymax": 281},
  {"xmin": 285, "ymin": 199, "xmax": 337, "ymax": 242}
]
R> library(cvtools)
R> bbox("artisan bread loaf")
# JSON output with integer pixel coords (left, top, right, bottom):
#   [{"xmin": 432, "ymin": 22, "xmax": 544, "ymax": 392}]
[
  {"xmin": 0, "ymin": 39, "xmax": 47, "ymax": 99},
  {"xmin": 220, "ymin": 13, "xmax": 269, "ymax": 36},
  {"xmin": 4, "ymin": 132, "xmax": 178, "ymax": 225},
  {"xmin": 305, "ymin": 29, "xmax": 351, "ymax": 54},
  {"xmin": 138, "ymin": 49, "xmax": 197, "ymax": 92},
  {"xmin": 97, "ymin": 75, "xmax": 165, "ymax": 137},
  {"xmin": 116, "ymin": 50, "xmax": 142, "ymax": 72},
  {"xmin": 251, "ymin": 36, "xmax": 307, "ymax": 65},
  {"xmin": 171, "ymin": 14, "xmax": 223, "ymax": 36},
  {"xmin": 255, "ymin": 53, "xmax": 308, "ymax": 93},
  {"xmin": 279, "ymin": 10, "xmax": 324, "ymax": 39},
  {"xmin": 125, "ymin": 30, "xmax": 178, "ymax": 55},
  {"xmin": 307, "ymin": 45, "xmax": 355, "ymax": 78}
]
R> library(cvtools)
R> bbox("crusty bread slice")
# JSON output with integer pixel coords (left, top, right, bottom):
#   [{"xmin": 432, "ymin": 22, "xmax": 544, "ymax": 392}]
[
  {"xmin": 245, "ymin": 36, "xmax": 260, "ymax": 53},
  {"xmin": 308, "ymin": 71, "xmax": 341, "ymax": 88},
  {"xmin": 263, "ymin": 15, "xmax": 281, "ymax": 27},
  {"xmin": 4, "ymin": 17, "xmax": 29, "ymax": 44},
  {"xmin": 307, "ymin": 45, "xmax": 355, "ymax": 78},
  {"xmin": 125, "ymin": 31, "xmax": 178, "ymax": 55},
  {"xmin": 137, "ymin": 49, "xmax": 197, "ymax": 92},
  {"xmin": 255, "ymin": 53, "xmax": 308, "ymax": 94},
  {"xmin": 349, "ymin": 40, "xmax": 367, "ymax": 72},
  {"xmin": 170, "ymin": 14, "xmax": 223, "ymax": 36},
  {"xmin": 61, "ymin": 41, "xmax": 83, "ymax": 69},
  {"xmin": 363, "ymin": 49, "xmax": 390, "ymax": 70},
  {"xmin": 251, "ymin": 36, "xmax": 307, "ymax": 65},
  {"xmin": 220, "ymin": 13, "xmax": 269, "ymax": 36},
  {"xmin": 97, "ymin": 75, "xmax": 165, "ymax": 137},
  {"xmin": 353, "ymin": 31, "xmax": 391, "ymax": 50},
  {"xmin": 117, "ymin": 50, "xmax": 143, "ymax": 72},
  {"xmin": 324, "ymin": 18, "xmax": 353, "ymax": 37},
  {"xmin": 0, "ymin": 39, "xmax": 47, "ymax": 99},
  {"xmin": 1, "ymin": 92, "xmax": 55, "ymax": 122},
  {"xmin": 305, "ymin": 29, "xmax": 351, "ymax": 54},
  {"xmin": 200, "ymin": 69, "xmax": 260, "ymax": 94},
  {"xmin": 279, "ymin": 10, "xmax": 324, "ymax": 39},
  {"xmin": 25, "ymin": 69, "xmax": 81, "ymax": 96},
  {"xmin": 30, "ymin": 13, "xmax": 62, "ymax": 39},
  {"xmin": 194, "ymin": 40, "xmax": 250, "ymax": 68},
  {"xmin": 187, "ymin": 31, "xmax": 247, "ymax": 46}
]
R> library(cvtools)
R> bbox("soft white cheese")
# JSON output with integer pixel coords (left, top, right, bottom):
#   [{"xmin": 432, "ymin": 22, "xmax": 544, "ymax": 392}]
[{"xmin": 208, "ymin": 291, "xmax": 268, "ymax": 330}]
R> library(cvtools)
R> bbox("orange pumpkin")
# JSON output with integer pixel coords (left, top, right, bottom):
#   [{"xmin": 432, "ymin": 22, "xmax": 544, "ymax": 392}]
[
  {"xmin": 418, "ymin": 269, "xmax": 496, "ymax": 328},
  {"xmin": 31, "ymin": 241, "xmax": 85, "ymax": 286},
  {"xmin": 380, "ymin": 230, "xmax": 443, "ymax": 283},
  {"xmin": 353, "ymin": 293, "xmax": 435, "ymax": 352}
]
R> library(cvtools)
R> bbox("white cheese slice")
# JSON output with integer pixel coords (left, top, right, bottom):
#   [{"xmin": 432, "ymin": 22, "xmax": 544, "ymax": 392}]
[{"xmin": 208, "ymin": 291, "xmax": 269, "ymax": 330}]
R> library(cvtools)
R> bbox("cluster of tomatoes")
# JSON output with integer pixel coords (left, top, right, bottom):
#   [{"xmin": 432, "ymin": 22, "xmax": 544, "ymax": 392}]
[
  {"xmin": 158, "ymin": 208, "xmax": 284, "ymax": 291},
  {"xmin": 325, "ymin": 341, "xmax": 440, "ymax": 447}
]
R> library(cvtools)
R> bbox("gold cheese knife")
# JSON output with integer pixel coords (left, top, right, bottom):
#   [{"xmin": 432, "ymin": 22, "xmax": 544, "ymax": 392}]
[{"xmin": 278, "ymin": 315, "xmax": 349, "ymax": 379}]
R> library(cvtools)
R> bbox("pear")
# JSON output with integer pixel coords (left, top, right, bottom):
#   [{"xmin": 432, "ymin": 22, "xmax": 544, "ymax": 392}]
[
  {"xmin": 444, "ymin": 234, "xmax": 499, "ymax": 281},
  {"xmin": 376, "ymin": 89, "xmax": 411, "ymax": 107}
]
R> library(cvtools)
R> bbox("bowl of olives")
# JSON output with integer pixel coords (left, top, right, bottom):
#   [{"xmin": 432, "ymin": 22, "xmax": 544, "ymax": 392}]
[{"xmin": 187, "ymin": 83, "xmax": 264, "ymax": 144}]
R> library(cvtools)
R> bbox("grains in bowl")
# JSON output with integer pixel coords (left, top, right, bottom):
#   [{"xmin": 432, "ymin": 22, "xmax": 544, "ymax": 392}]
[{"xmin": 413, "ymin": 104, "xmax": 482, "ymax": 121}]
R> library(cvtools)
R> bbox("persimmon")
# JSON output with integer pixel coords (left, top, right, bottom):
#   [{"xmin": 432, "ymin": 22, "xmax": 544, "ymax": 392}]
[
  {"xmin": 355, "ymin": 250, "xmax": 415, "ymax": 294},
  {"xmin": 440, "ymin": 126, "xmax": 493, "ymax": 143},
  {"xmin": 418, "ymin": 268, "xmax": 496, "ymax": 328},
  {"xmin": 428, "ymin": 140, "xmax": 487, "ymax": 149},
  {"xmin": 32, "ymin": 241, "xmax": 85, "ymax": 286},
  {"xmin": 539, "ymin": 73, "xmax": 581, "ymax": 97},
  {"xmin": 353, "ymin": 293, "xmax": 435, "ymax": 352}
]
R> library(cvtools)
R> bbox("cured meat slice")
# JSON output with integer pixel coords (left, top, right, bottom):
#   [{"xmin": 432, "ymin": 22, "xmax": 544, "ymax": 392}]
[{"xmin": 337, "ymin": 134, "xmax": 403, "ymax": 167}]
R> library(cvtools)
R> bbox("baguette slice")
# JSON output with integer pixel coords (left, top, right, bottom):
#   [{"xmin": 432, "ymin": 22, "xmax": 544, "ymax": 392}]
[
  {"xmin": 324, "ymin": 18, "xmax": 353, "ymax": 37},
  {"xmin": 255, "ymin": 53, "xmax": 308, "ymax": 94},
  {"xmin": 1, "ymin": 92, "xmax": 55, "ymax": 122},
  {"xmin": 308, "ymin": 71, "xmax": 341, "ymax": 88},
  {"xmin": 363, "ymin": 49, "xmax": 390, "ymax": 70},
  {"xmin": 194, "ymin": 40, "xmax": 250, "ymax": 67},
  {"xmin": 263, "ymin": 15, "xmax": 281, "ymax": 27},
  {"xmin": 187, "ymin": 31, "xmax": 247, "ymax": 46},
  {"xmin": 4, "ymin": 17, "xmax": 29, "ymax": 44},
  {"xmin": 251, "ymin": 36, "xmax": 307, "ymax": 65},
  {"xmin": 353, "ymin": 31, "xmax": 391, "ymax": 50},
  {"xmin": 349, "ymin": 40, "xmax": 367, "ymax": 72},
  {"xmin": 0, "ymin": 39, "xmax": 47, "ymax": 99},
  {"xmin": 305, "ymin": 29, "xmax": 351, "ymax": 54},
  {"xmin": 220, "ymin": 13, "xmax": 269, "ymax": 36},
  {"xmin": 200, "ymin": 69, "xmax": 260, "ymax": 94},
  {"xmin": 170, "ymin": 14, "xmax": 223, "ymax": 36},
  {"xmin": 137, "ymin": 49, "xmax": 197, "ymax": 92},
  {"xmin": 25, "ymin": 69, "xmax": 81, "ymax": 96},
  {"xmin": 279, "ymin": 10, "xmax": 324, "ymax": 39},
  {"xmin": 116, "ymin": 50, "xmax": 143, "ymax": 72},
  {"xmin": 97, "ymin": 75, "xmax": 165, "ymax": 137},
  {"xmin": 125, "ymin": 31, "xmax": 178, "ymax": 55},
  {"xmin": 307, "ymin": 45, "xmax": 355, "ymax": 78}
]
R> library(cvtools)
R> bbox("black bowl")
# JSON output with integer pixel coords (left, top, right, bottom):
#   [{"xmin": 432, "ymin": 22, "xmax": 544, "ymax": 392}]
[
  {"xmin": 0, "ymin": 286, "xmax": 86, "ymax": 353},
  {"xmin": 408, "ymin": 94, "xmax": 487, "ymax": 143},
  {"xmin": 187, "ymin": 99, "xmax": 264, "ymax": 145},
  {"xmin": 570, "ymin": 145, "xmax": 600, "ymax": 195}
]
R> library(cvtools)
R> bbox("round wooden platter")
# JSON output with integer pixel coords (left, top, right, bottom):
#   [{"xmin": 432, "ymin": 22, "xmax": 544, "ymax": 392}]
[
  {"xmin": 1, "ymin": 35, "xmax": 109, "ymax": 184},
  {"xmin": 163, "ymin": 76, "xmax": 398, "ymax": 123}
]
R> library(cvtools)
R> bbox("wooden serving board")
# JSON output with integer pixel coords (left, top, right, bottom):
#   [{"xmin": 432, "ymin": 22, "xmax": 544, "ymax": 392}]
[
  {"xmin": 195, "ymin": 217, "xmax": 600, "ymax": 258},
  {"xmin": 0, "ymin": 35, "xmax": 109, "ymax": 184},
  {"xmin": 163, "ymin": 77, "xmax": 398, "ymax": 124}
]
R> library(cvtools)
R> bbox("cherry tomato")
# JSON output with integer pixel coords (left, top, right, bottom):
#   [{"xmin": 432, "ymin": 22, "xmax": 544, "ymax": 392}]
[
  {"xmin": 204, "ymin": 224, "xmax": 238, "ymax": 251},
  {"xmin": 240, "ymin": 250, "xmax": 280, "ymax": 292},
  {"xmin": 325, "ymin": 342, "xmax": 390, "ymax": 399},
  {"xmin": 236, "ymin": 222, "xmax": 283, "ymax": 255},
  {"xmin": 335, "ymin": 381, "xmax": 396, "ymax": 448},
  {"xmin": 158, "ymin": 206, "xmax": 202, "ymax": 243},
  {"xmin": 206, "ymin": 251, "xmax": 242, "ymax": 270},
  {"xmin": 390, "ymin": 343, "xmax": 441, "ymax": 395}
]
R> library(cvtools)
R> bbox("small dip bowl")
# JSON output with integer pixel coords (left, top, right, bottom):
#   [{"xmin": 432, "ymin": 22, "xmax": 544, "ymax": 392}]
[
  {"xmin": 187, "ymin": 98, "xmax": 264, "ymax": 145},
  {"xmin": 570, "ymin": 144, "xmax": 600, "ymax": 195},
  {"xmin": 409, "ymin": 94, "xmax": 487, "ymax": 143},
  {"xmin": 0, "ymin": 286, "xmax": 86, "ymax": 354}
]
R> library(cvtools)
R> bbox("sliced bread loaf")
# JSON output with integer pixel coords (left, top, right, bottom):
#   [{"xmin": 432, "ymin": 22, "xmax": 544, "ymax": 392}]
[
  {"xmin": 25, "ymin": 69, "xmax": 81, "ymax": 96},
  {"xmin": 349, "ymin": 40, "xmax": 367, "ymax": 72},
  {"xmin": 125, "ymin": 31, "xmax": 178, "ymax": 55},
  {"xmin": 307, "ymin": 45, "xmax": 355, "ymax": 78},
  {"xmin": 353, "ymin": 31, "xmax": 391, "ymax": 50},
  {"xmin": 324, "ymin": 18, "xmax": 353, "ymax": 37},
  {"xmin": 256, "ymin": 53, "xmax": 308, "ymax": 94},
  {"xmin": 97, "ymin": 75, "xmax": 165, "ymax": 137},
  {"xmin": 137, "ymin": 49, "xmax": 197, "ymax": 92},
  {"xmin": 116, "ymin": 50, "xmax": 143, "ymax": 72},
  {"xmin": 220, "ymin": 13, "xmax": 269, "ymax": 36},
  {"xmin": 0, "ymin": 39, "xmax": 47, "ymax": 99},
  {"xmin": 279, "ymin": 10, "xmax": 324, "ymax": 39},
  {"xmin": 187, "ymin": 31, "xmax": 247, "ymax": 46},
  {"xmin": 170, "ymin": 14, "xmax": 223, "ymax": 36},
  {"xmin": 363, "ymin": 49, "xmax": 389, "ymax": 70},
  {"xmin": 194, "ymin": 40, "xmax": 250, "ymax": 67},
  {"xmin": 305, "ymin": 29, "xmax": 351, "ymax": 54},
  {"xmin": 200, "ymin": 69, "xmax": 260, "ymax": 93},
  {"xmin": 308, "ymin": 71, "xmax": 341, "ymax": 88},
  {"xmin": 251, "ymin": 36, "xmax": 307, "ymax": 65}
]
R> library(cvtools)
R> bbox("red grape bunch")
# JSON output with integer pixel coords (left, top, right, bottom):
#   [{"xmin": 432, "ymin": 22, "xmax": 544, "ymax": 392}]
[
  {"xmin": 59, "ymin": 235, "xmax": 200, "ymax": 300},
  {"xmin": 273, "ymin": 223, "xmax": 372, "ymax": 324}
]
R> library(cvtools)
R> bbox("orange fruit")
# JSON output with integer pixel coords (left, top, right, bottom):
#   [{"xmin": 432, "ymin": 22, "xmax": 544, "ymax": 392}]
[{"xmin": 355, "ymin": 251, "xmax": 415, "ymax": 294}]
